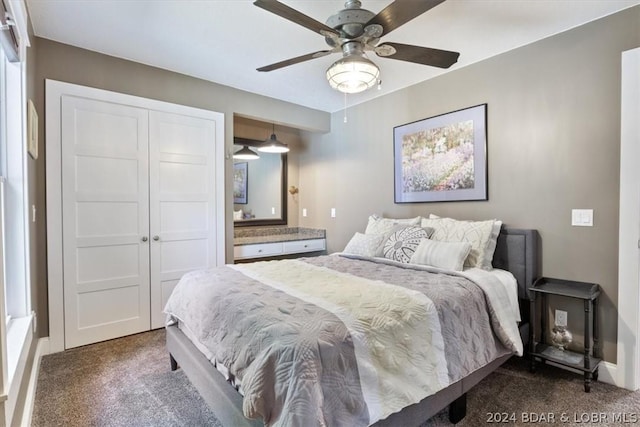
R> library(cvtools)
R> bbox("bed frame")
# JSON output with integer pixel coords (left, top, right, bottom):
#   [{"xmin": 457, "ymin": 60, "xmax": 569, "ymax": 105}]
[{"xmin": 166, "ymin": 227, "xmax": 540, "ymax": 426}]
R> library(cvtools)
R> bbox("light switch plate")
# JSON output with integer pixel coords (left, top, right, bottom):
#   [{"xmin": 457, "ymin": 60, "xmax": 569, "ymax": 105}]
[
  {"xmin": 302, "ymin": 208, "xmax": 307, "ymax": 217},
  {"xmin": 330, "ymin": 208, "xmax": 336, "ymax": 218},
  {"xmin": 571, "ymin": 209, "xmax": 593, "ymax": 227}
]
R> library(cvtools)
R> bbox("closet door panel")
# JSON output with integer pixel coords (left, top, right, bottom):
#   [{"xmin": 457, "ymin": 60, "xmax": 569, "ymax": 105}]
[
  {"xmin": 149, "ymin": 111, "xmax": 218, "ymax": 328},
  {"xmin": 160, "ymin": 201, "xmax": 208, "ymax": 232},
  {"xmin": 62, "ymin": 96, "xmax": 151, "ymax": 349}
]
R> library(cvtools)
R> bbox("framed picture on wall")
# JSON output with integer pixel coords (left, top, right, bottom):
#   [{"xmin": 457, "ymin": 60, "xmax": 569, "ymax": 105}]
[
  {"xmin": 233, "ymin": 162, "xmax": 248, "ymax": 204},
  {"xmin": 393, "ymin": 104, "xmax": 488, "ymax": 203}
]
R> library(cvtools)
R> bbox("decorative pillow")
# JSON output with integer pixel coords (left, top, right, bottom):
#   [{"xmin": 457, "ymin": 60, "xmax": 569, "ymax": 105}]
[
  {"xmin": 410, "ymin": 239, "xmax": 472, "ymax": 271},
  {"xmin": 343, "ymin": 232, "xmax": 386, "ymax": 257},
  {"xmin": 365, "ymin": 214, "xmax": 422, "ymax": 235},
  {"xmin": 484, "ymin": 220, "xmax": 503, "ymax": 269},
  {"xmin": 428, "ymin": 214, "xmax": 502, "ymax": 269},
  {"xmin": 381, "ymin": 225, "xmax": 431, "ymax": 263},
  {"xmin": 421, "ymin": 216, "xmax": 498, "ymax": 269}
]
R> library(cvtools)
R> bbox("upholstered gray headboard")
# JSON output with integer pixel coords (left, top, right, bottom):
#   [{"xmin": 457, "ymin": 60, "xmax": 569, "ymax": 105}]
[{"xmin": 492, "ymin": 228, "xmax": 540, "ymax": 300}]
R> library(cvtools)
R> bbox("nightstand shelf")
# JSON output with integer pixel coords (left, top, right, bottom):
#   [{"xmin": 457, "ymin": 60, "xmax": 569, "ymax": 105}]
[
  {"xmin": 529, "ymin": 277, "xmax": 601, "ymax": 392},
  {"xmin": 531, "ymin": 344, "xmax": 601, "ymax": 374}
]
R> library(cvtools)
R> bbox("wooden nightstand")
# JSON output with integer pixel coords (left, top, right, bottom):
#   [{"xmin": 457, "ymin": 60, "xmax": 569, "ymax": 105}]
[{"xmin": 529, "ymin": 277, "xmax": 601, "ymax": 392}]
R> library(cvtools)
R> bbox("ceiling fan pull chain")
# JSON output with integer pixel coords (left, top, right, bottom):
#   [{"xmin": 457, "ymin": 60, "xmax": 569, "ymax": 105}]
[{"xmin": 343, "ymin": 92, "xmax": 348, "ymax": 123}]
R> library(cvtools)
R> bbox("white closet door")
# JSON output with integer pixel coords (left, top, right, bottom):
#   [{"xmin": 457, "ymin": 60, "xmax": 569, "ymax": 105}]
[
  {"xmin": 62, "ymin": 96, "xmax": 151, "ymax": 349},
  {"xmin": 149, "ymin": 111, "xmax": 218, "ymax": 328}
]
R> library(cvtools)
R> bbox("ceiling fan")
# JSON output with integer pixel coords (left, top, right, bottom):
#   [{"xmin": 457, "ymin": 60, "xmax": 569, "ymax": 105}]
[{"xmin": 254, "ymin": 0, "xmax": 460, "ymax": 94}]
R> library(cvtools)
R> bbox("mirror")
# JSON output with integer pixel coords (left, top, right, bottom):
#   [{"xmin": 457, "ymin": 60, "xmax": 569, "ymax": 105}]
[{"xmin": 233, "ymin": 137, "xmax": 287, "ymax": 227}]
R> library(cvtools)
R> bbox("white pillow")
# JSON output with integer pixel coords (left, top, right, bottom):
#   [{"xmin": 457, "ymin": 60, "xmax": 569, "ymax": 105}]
[
  {"xmin": 365, "ymin": 214, "xmax": 422, "ymax": 235},
  {"xmin": 428, "ymin": 214, "xmax": 502, "ymax": 269},
  {"xmin": 343, "ymin": 232, "xmax": 386, "ymax": 257},
  {"xmin": 484, "ymin": 220, "xmax": 503, "ymax": 269},
  {"xmin": 421, "ymin": 216, "xmax": 499, "ymax": 270},
  {"xmin": 410, "ymin": 239, "xmax": 472, "ymax": 271},
  {"xmin": 381, "ymin": 225, "xmax": 431, "ymax": 263}
]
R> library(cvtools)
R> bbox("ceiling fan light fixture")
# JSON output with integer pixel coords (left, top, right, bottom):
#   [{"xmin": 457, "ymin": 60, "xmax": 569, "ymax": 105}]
[
  {"xmin": 326, "ymin": 54, "xmax": 380, "ymax": 94},
  {"xmin": 233, "ymin": 145, "xmax": 260, "ymax": 160}
]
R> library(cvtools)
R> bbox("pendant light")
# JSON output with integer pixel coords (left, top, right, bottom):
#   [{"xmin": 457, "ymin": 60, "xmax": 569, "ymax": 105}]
[
  {"xmin": 233, "ymin": 145, "xmax": 259, "ymax": 160},
  {"xmin": 258, "ymin": 124, "xmax": 289, "ymax": 153}
]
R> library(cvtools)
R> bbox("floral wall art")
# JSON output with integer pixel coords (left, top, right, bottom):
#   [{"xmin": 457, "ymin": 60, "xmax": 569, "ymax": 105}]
[{"xmin": 394, "ymin": 104, "xmax": 488, "ymax": 203}]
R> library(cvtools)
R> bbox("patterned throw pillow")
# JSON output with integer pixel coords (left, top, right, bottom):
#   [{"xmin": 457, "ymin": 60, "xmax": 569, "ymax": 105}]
[
  {"xmin": 382, "ymin": 226, "xmax": 431, "ymax": 263},
  {"xmin": 428, "ymin": 214, "xmax": 502, "ymax": 270},
  {"xmin": 343, "ymin": 232, "xmax": 386, "ymax": 257},
  {"xmin": 364, "ymin": 214, "xmax": 422, "ymax": 235},
  {"xmin": 421, "ymin": 216, "xmax": 498, "ymax": 269}
]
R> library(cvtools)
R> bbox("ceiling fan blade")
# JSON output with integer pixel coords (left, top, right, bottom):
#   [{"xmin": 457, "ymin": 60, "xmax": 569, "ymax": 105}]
[
  {"xmin": 257, "ymin": 50, "xmax": 334, "ymax": 72},
  {"xmin": 375, "ymin": 42, "xmax": 459, "ymax": 68},
  {"xmin": 253, "ymin": 0, "xmax": 339, "ymax": 37},
  {"xmin": 366, "ymin": 0, "xmax": 447, "ymax": 36}
]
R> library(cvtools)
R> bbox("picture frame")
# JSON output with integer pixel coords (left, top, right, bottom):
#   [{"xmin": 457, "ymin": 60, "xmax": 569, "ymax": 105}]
[
  {"xmin": 394, "ymin": 104, "xmax": 488, "ymax": 203},
  {"xmin": 233, "ymin": 161, "xmax": 248, "ymax": 204},
  {"xmin": 27, "ymin": 99, "xmax": 38, "ymax": 159}
]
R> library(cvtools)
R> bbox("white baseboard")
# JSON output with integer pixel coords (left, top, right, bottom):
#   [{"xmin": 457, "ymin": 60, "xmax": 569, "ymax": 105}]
[
  {"xmin": 21, "ymin": 337, "xmax": 49, "ymax": 427},
  {"xmin": 598, "ymin": 361, "xmax": 618, "ymax": 387}
]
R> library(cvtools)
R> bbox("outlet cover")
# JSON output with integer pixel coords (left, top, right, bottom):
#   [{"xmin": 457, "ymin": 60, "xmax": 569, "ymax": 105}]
[{"xmin": 555, "ymin": 309, "xmax": 568, "ymax": 327}]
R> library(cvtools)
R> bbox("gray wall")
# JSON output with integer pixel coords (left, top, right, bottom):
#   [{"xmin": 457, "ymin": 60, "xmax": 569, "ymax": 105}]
[
  {"xmin": 31, "ymin": 38, "xmax": 329, "ymax": 336},
  {"xmin": 27, "ymin": 16, "xmax": 40, "ymax": 334},
  {"xmin": 298, "ymin": 6, "xmax": 640, "ymax": 363}
]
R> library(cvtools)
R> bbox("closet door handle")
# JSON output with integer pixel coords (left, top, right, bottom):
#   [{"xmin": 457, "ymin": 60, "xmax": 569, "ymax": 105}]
[
  {"xmin": 141, "ymin": 236, "xmax": 148, "ymax": 242},
  {"xmin": 153, "ymin": 235, "xmax": 160, "ymax": 241}
]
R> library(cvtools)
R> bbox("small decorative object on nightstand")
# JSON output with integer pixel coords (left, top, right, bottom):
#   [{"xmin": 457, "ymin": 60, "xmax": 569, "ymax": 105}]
[
  {"xmin": 529, "ymin": 277, "xmax": 601, "ymax": 393},
  {"xmin": 550, "ymin": 325, "xmax": 573, "ymax": 351}
]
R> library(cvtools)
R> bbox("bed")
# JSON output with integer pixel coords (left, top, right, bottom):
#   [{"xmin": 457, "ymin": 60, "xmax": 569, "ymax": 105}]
[{"xmin": 165, "ymin": 226, "xmax": 539, "ymax": 427}]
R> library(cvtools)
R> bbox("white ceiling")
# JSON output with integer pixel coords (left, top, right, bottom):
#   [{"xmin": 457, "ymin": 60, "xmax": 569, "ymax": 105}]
[{"xmin": 26, "ymin": 0, "xmax": 640, "ymax": 113}]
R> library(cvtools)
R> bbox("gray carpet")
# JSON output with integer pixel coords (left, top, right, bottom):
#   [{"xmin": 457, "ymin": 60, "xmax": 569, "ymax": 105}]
[
  {"xmin": 33, "ymin": 329, "xmax": 640, "ymax": 426},
  {"xmin": 32, "ymin": 329, "xmax": 220, "ymax": 427}
]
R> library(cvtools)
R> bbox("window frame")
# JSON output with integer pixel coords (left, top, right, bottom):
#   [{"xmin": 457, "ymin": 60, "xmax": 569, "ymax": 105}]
[
  {"xmin": 0, "ymin": 0, "xmax": 33, "ymax": 423},
  {"xmin": 1, "ymin": 50, "xmax": 30, "ymax": 324}
]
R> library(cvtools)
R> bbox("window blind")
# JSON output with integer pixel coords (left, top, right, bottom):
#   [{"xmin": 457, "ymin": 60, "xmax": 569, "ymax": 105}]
[{"xmin": 0, "ymin": 0, "xmax": 18, "ymax": 62}]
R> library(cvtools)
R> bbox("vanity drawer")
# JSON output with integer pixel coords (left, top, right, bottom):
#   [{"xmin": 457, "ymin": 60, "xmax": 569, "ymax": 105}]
[
  {"xmin": 283, "ymin": 239, "xmax": 326, "ymax": 254},
  {"xmin": 234, "ymin": 242, "xmax": 284, "ymax": 259}
]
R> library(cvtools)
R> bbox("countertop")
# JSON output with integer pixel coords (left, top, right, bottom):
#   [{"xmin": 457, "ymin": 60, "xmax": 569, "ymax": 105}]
[{"xmin": 234, "ymin": 227, "xmax": 326, "ymax": 246}]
